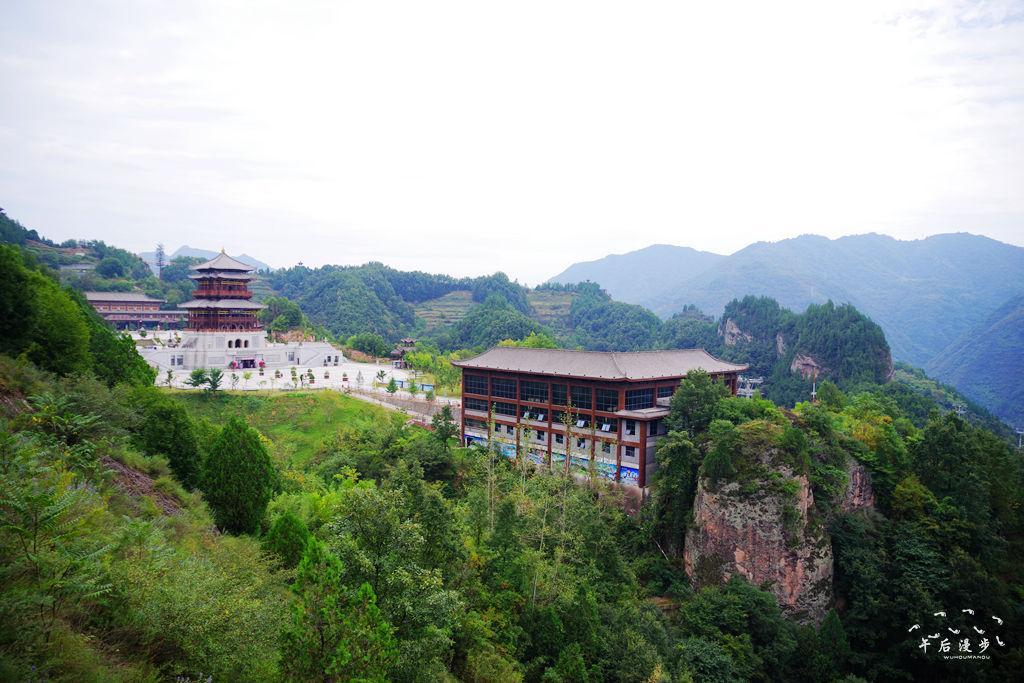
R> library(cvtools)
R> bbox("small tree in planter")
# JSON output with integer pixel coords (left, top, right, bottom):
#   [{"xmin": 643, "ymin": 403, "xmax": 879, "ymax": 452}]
[
  {"xmin": 425, "ymin": 388, "xmax": 435, "ymax": 402},
  {"xmin": 407, "ymin": 379, "xmax": 418, "ymax": 397},
  {"xmin": 243, "ymin": 370, "xmax": 253, "ymax": 388},
  {"xmin": 356, "ymin": 371, "xmax": 364, "ymax": 388},
  {"xmin": 385, "ymin": 377, "xmax": 398, "ymax": 394},
  {"xmin": 164, "ymin": 369, "xmax": 174, "ymax": 388},
  {"xmin": 375, "ymin": 370, "xmax": 386, "ymax": 385},
  {"xmin": 231, "ymin": 372, "xmax": 240, "ymax": 390}
]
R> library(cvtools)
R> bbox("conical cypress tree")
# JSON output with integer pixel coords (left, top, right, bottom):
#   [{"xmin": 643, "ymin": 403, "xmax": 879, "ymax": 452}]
[
  {"xmin": 264, "ymin": 510, "xmax": 312, "ymax": 568},
  {"xmin": 201, "ymin": 416, "xmax": 276, "ymax": 534}
]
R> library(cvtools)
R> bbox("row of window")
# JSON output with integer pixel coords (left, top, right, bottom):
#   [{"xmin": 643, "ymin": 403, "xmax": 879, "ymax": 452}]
[
  {"xmin": 465, "ymin": 375, "xmax": 681, "ymax": 410},
  {"xmin": 464, "ymin": 403, "xmax": 644, "ymax": 437}
]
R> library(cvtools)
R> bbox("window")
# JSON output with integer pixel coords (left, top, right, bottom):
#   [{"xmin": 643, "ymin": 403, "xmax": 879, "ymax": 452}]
[
  {"xmin": 551, "ymin": 384, "xmax": 567, "ymax": 406},
  {"xmin": 466, "ymin": 418, "xmax": 487, "ymax": 431},
  {"xmin": 493, "ymin": 401, "xmax": 517, "ymax": 416},
  {"xmin": 625, "ymin": 420, "xmax": 637, "ymax": 436},
  {"xmin": 244, "ymin": 340, "xmax": 249, "ymax": 348},
  {"xmin": 599, "ymin": 419, "xmax": 617, "ymax": 432},
  {"xmin": 624, "ymin": 446, "xmax": 636, "ymax": 460},
  {"xmin": 576, "ymin": 438, "xmax": 587, "ymax": 449},
  {"xmin": 535, "ymin": 430, "xmax": 545, "ymax": 442},
  {"xmin": 657, "ymin": 384, "xmax": 677, "ymax": 399},
  {"xmin": 625, "ymin": 388, "xmax": 654, "ymax": 410},
  {"xmin": 491, "ymin": 378, "xmax": 517, "ymax": 399},
  {"xmin": 464, "ymin": 374, "xmax": 488, "ymax": 395},
  {"xmin": 505, "ymin": 425, "xmax": 515, "ymax": 434},
  {"xmin": 228, "ymin": 340, "xmax": 234, "ymax": 348},
  {"xmin": 601, "ymin": 441, "xmax": 612, "ymax": 454},
  {"xmin": 575, "ymin": 417, "xmax": 590, "ymax": 429},
  {"xmin": 464, "ymin": 397, "xmax": 488, "ymax": 413},
  {"xmin": 555, "ymin": 434, "xmax": 564, "ymax": 445},
  {"xmin": 570, "ymin": 386, "xmax": 592, "ymax": 410},
  {"xmin": 596, "ymin": 388, "xmax": 619, "ymax": 412},
  {"xmin": 520, "ymin": 380, "xmax": 549, "ymax": 403}
]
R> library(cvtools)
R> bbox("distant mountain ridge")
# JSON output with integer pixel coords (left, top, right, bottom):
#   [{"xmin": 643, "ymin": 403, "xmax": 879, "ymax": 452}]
[
  {"xmin": 551, "ymin": 244, "xmax": 724, "ymax": 305},
  {"xmin": 925, "ymin": 294, "xmax": 1024, "ymax": 426},
  {"xmin": 139, "ymin": 245, "xmax": 272, "ymax": 272},
  {"xmin": 548, "ymin": 232, "xmax": 1024, "ymax": 369}
]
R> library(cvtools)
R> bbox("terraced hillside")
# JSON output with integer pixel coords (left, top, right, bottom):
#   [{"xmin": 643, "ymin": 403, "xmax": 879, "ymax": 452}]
[
  {"xmin": 413, "ymin": 289, "xmax": 475, "ymax": 330},
  {"xmin": 526, "ymin": 288, "xmax": 576, "ymax": 335}
]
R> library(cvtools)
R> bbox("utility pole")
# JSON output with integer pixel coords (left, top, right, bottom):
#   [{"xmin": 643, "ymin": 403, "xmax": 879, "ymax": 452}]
[{"xmin": 1015, "ymin": 428, "xmax": 1023, "ymax": 450}]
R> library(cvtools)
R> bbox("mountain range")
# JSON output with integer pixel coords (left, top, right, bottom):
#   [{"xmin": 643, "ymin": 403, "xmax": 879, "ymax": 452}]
[
  {"xmin": 138, "ymin": 245, "xmax": 272, "ymax": 273},
  {"xmin": 550, "ymin": 233, "xmax": 1024, "ymax": 425},
  {"xmin": 925, "ymin": 295, "xmax": 1024, "ymax": 427},
  {"xmin": 549, "ymin": 233, "xmax": 1024, "ymax": 365}
]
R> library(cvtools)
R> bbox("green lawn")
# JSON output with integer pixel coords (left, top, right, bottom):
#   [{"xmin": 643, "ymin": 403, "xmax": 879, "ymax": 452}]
[{"xmin": 172, "ymin": 390, "xmax": 402, "ymax": 469}]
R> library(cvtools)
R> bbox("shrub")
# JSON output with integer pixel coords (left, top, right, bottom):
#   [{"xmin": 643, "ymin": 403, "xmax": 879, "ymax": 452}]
[{"xmin": 201, "ymin": 417, "xmax": 276, "ymax": 534}]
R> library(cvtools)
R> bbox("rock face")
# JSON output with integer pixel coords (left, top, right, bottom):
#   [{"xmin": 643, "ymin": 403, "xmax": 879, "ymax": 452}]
[
  {"xmin": 722, "ymin": 318, "xmax": 753, "ymax": 346},
  {"xmin": 685, "ymin": 461, "xmax": 833, "ymax": 621},
  {"xmin": 840, "ymin": 459, "xmax": 875, "ymax": 513},
  {"xmin": 684, "ymin": 448, "xmax": 876, "ymax": 623},
  {"xmin": 790, "ymin": 353, "xmax": 824, "ymax": 379}
]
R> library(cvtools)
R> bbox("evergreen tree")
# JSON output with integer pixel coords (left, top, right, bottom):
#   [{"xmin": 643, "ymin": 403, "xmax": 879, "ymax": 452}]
[
  {"xmin": 201, "ymin": 416, "xmax": 276, "ymax": 534},
  {"xmin": 133, "ymin": 388, "xmax": 203, "ymax": 489},
  {"xmin": 430, "ymin": 404, "xmax": 458, "ymax": 450},
  {"xmin": 0, "ymin": 245, "xmax": 36, "ymax": 354},
  {"xmin": 25, "ymin": 273, "xmax": 92, "ymax": 376},
  {"xmin": 385, "ymin": 377, "xmax": 398, "ymax": 394},
  {"xmin": 667, "ymin": 369, "xmax": 730, "ymax": 435},
  {"xmin": 264, "ymin": 511, "xmax": 312, "ymax": 569},
  {"xmin": 281, "ymin": 539, "xmax": 397, "ymax": 682},
  {"xmin": 819, "ymin": 608, "xmax": 851, "ymax": 677}
]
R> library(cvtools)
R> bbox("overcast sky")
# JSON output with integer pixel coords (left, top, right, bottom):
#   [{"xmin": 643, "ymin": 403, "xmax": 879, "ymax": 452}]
[{"xmin": 1, "ymin": 1, "xmax": 1022, "ymax": 283}]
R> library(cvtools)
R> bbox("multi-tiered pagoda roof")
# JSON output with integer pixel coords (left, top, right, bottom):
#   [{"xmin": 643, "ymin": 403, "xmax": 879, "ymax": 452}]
[{"xmin": 181, "ymin": 251, "xmax": 264, "ymax": 331}]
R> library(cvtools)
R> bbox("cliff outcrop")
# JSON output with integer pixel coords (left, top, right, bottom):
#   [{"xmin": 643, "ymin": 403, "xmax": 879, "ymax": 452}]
[{"xmin": 683, "ymin": 421, "xmax": 875, "ymax": 623}]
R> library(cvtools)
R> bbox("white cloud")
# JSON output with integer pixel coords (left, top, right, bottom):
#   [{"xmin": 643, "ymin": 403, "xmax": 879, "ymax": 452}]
[{"xmin": 1, "ymin": 0, "xmax": 1021, "ymax": 283}]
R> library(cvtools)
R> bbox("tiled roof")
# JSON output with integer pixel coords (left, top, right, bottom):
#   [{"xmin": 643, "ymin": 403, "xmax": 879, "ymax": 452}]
[
  {"xmin": 190, "ymin": 251, "xmax": 256, "ymax": 272},
  {"xmin": 84, "ymin": 291, "xmax": 163, "ymax": 303},
  {"xmin": 453, "ymin": 347, "xmax": 747, "ymax": 380}
]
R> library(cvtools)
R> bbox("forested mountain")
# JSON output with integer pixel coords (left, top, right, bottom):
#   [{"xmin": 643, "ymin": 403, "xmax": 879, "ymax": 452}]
[
  {"xmin": 549, "ymin": 233, "xmax": 1024, "ymax": 369},
  {"xmin": 4, "ymin": 223, "xmax": 1023, "ymax": 680},
  {"xmin": 550, "ymin": 244, "xmax": 723, "ymax": 306},
  {"xmin": 926, "ymin": 294, "xmax": 1024, "ymax": 426}
]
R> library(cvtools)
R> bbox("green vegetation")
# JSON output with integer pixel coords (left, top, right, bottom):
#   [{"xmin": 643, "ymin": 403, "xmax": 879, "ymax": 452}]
[
  {"xmin": 201, "ymin": 416, "xmax": 277, "ymax": 534},
  {"xmin": 2, "ymin": 289, "xmax": 1022, "ymax": 681}
]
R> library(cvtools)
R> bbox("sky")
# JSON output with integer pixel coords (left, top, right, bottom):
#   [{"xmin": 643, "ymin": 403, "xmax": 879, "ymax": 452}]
[{"xmin": 1, "ymin": 0, "xmax": 1022, "ymax": 284}]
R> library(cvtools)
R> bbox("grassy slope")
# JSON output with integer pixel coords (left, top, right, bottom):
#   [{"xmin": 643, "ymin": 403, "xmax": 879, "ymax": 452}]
[{"xmin": 173, "ymin": 390, "xmax": 401, "ymax": 469}]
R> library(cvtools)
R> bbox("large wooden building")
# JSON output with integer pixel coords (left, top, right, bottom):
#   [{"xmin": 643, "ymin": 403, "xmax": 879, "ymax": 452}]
[
  {"xmin": 453, "ymin": 347, "xmax": 747, "ymax": 488},
  {"xmin": 83, "ymin": 292, "xmax": 186, "ymax": 329}
]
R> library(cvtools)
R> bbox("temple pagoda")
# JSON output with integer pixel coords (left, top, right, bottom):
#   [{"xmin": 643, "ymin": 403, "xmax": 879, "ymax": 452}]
[{"xmin": 182, "ymin": 251, "xmax": 264, "ymax": 331}]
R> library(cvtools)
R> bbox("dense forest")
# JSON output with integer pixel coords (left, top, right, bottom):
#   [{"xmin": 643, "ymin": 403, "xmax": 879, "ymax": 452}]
[{"xmin": 2, "ymin": 233, "xmax": 1023, "ymax": 681}]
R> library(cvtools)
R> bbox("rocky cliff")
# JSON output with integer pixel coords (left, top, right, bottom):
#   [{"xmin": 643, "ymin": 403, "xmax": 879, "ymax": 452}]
[{"xmin": 684, "ymin": 424, "xmax": 875, "ymax": 622}]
